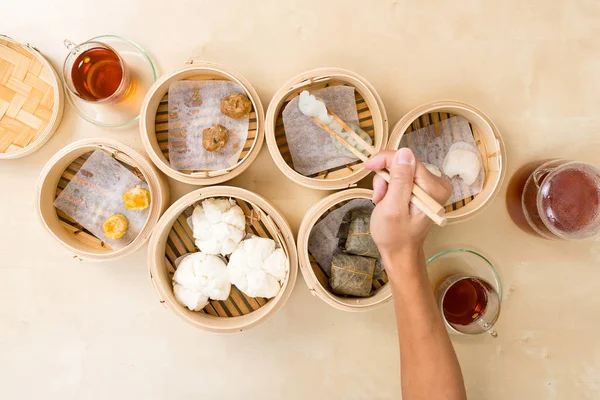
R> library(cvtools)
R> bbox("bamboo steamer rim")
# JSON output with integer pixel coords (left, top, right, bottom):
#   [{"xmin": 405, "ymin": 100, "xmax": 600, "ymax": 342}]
[
  {"xmin": 0, "ymin": 35, "xmax": 64, "ymax": 159},
  {"xmin": 297, "ymin": 188, "xmax": 392, "ymax": 312},
  {"xmin": 265, "ymin": 67, "xmax": 389, "ymax": 190},
  {"xmin": 36, "ymin": 138, "xmax": 170, "ymax": 262},
  {"xmin": 148, "ymin": 186, "xmax": 299, "ymax": 333},
  {"xmin": 139, "ymin": 61, "xmax": 265, "ymax": 186},
  {"xmin": 387, "ymin": 100, "xmax": 507, "ymax": 224}
]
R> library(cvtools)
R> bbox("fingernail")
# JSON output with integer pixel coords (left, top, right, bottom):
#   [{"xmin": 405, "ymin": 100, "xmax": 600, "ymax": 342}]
[{"xmin": 394, "ymin": 148, "xmax": 414, "ymax": 165}]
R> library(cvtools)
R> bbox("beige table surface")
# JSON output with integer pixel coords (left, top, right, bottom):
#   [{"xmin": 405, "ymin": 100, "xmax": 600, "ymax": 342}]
[{"xmin": 2, "ymin": 0, "xmax": 600, "ymax": 399}]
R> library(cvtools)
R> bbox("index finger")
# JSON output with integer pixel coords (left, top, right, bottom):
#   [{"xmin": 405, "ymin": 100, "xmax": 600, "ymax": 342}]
[{"xmin": 363, "ymin": 150, "xmax": 398, "ymax": 171}]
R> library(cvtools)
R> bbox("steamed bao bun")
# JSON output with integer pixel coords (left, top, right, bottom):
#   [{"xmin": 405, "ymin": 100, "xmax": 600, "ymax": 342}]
[
  {"xmin": 228, "ymin": 237, "xmax": 288, "ymax": 299},
  {"xmin": 173, "ymin": 252, "xmax": 231, "ymax": 311},
  {"xmin": 191, "ymin": 198, "xmax": 246, "ymax": 256}
]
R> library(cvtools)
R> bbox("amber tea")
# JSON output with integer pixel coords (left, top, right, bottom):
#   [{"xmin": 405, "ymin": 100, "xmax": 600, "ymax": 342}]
[
  {"xmin": 442, "ymin": 277, "xmax": 491, "ymax": 326},
  {"xmin": 435, "ymin": 274, "xmax": 500, "ymax": 336},
  {"xmin": 63, "ymin": 40, "xmax": 131, "ymax": 104},
  {"xmin": 71, "ymin": 47, "xmax": 123, "ymax": 101}
]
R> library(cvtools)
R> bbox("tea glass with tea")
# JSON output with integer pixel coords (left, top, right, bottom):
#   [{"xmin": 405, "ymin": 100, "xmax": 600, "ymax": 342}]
[
  {"xmin": 435, "ymin": 275, "xmax": 501, "ymax": 337},
  {"xmin": 521, "ymin": 160, "xmax": 600, "ymax": 240},
  {"xmin": 62, "ymin": 39, "xmax": 131, "ymax": 104},
  {"xmin": 427, "ymin": 248, "xmax": 502, "ymax": 338}
]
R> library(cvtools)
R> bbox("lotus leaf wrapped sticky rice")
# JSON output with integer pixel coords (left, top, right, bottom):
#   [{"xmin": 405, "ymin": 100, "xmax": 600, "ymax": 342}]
[
  {"xmin": 329, "ymin": 253, "xmax": 376, "ymax": 297},
  {"xmin": 344, "ymin": 211, "xmax": 380, "ymax": 259}
]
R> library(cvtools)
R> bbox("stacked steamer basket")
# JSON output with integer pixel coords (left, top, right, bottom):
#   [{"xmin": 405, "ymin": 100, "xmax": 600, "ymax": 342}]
[
  {"xmin": 0, "ymin": 35, "xmax": 64, "ymax": 159},
  {"xmin": 139, "ymin": 61, "xmax": 265, "ymax": 185},
  {"xmin": 140, "ymin": 62, "xmax": 299, "ymax": 331},
  {"xmin": 266, "ymin": 68, "xmax": 390, "ymax": 311},
  {"xmin": 37, "ymin": 139, "xmax": 169, "ymax": 261},
  {"xmin": 297, "ymin": 189, "xmax": 391, "ymax": 312},
  {"xmin": 265, "ymin": 68, "xmax": 388, "ymax": 190},
  {"xmin": 148, "ymin": 187, "xmax": 298, "ymax": 333},
  {"xmin": 388, "ymin": 100, "xmax": 506, "ymax": 224}
]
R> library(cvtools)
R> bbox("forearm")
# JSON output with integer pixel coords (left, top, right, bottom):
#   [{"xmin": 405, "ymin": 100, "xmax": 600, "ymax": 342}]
[{"xmin": 385, "ymin": 250, "xmax": 466, "ymax": 400}]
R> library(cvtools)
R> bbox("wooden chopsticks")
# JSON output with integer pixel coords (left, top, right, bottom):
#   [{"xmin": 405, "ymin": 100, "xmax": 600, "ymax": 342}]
[{"xmin": 310, "ymin": 109, "xmax": 447, "ymax": 227}]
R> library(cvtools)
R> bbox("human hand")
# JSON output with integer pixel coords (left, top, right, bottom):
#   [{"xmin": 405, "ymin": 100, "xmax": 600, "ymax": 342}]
[{"xmin": 364, "ymin": 148, "xmax": 451, "ymax": 263}]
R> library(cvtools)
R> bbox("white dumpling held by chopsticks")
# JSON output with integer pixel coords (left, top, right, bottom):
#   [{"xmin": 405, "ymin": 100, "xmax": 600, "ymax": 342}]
[
  {"xmin": 298, "ymin": 90, "xmax": 334, "ymax": 125},
  {"xmin": 442, "ymin": 142, "xmax": 482, "ymax": 186},
  {"xmin": 298, "ymin": 90, "xmax": 373, "ymax": 155}
]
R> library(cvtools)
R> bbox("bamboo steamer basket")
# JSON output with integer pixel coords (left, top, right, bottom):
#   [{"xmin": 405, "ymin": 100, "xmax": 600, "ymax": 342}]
[
  {"xmin": 148, "ymin": 186, "xmax": 298, "ymax": 333},
  {"xmin": 388, "ymin": 100, "xmax": 506, "ymax": 224},
  {"xmin": 0, "ymin": 35, "xmax": 64, "ymax": 159},
  {"xmin": 297, "ymin": 189, "xmax": 391, "ymax": 312},
  {"xmin": 37, "ymin": 138, "xmax": 170, "ymax": 262},
  {"xmin": 265, "ymin": 68, "xmax": 388, "ymax": 190},
  {"xmin": 140, "ymin": 61, "xmax": 264, "ymax": 185}
]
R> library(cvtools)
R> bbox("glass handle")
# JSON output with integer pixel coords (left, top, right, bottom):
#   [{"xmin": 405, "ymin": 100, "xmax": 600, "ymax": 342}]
[
  {"xmin": 476, "ymin": 318, "xmax": 498, "ymax": 338},
  {"xmin": 533, "ymin": 168, "xmax": 554, "ymax": 189},
  {"xmin": 63, "ymin": 39, "xmax": 77, "ymax": 51}
]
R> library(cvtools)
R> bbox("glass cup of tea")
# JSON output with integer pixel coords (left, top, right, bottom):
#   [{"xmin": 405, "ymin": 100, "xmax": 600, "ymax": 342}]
[
  {"xmin": 435, "ymin": 275, "xmax": 501, "ymax": 337},
  {"xmin": 427, "ymin": 248, "xmax": 502, "ymax": 338},
  {"xmin": 521, "ymin": 160, "xmax": 600, "ymax": 240},
  {"xmin": 62, "ymin": 39, "xmax": 131, "ymax": 104}
]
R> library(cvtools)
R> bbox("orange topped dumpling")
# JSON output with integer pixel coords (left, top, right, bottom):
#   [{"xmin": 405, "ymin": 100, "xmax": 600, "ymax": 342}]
[
  {"xmin": 123, "ymin": 185, "xmax": 150, "ymax": 210},
  {"xmin": 103, "ymin": 214, "xmax": 128, "ymax": 240}
]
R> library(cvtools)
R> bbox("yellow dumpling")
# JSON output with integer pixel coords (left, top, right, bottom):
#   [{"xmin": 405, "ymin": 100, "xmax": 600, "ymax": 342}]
[
  {"xmin": 123, "ymin": 186, "xmax": 150, "ymax": 210},
  {"xmin": 103, "ymin": 214, "xmax": 128, "ymax": 240}
]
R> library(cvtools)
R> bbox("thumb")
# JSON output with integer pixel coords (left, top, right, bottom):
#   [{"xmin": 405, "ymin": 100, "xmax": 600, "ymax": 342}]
[{"xmin": 384, "ymin": 148, "xmax": 415, "ymax": 211}]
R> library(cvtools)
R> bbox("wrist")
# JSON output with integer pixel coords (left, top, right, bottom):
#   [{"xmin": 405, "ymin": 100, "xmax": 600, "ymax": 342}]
[
  {"xmin": 381, "ymin": 245, "xmax": 423, "ymax": 266},
  {"xmin": 382, "ymin": 246, "xmax": 425, "ymax": 283}
]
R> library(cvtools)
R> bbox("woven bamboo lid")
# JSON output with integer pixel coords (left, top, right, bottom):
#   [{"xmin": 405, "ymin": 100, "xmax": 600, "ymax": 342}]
[{"xmin": 0, "ymin": 35, "xmax": 64, "ymax": 159}]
